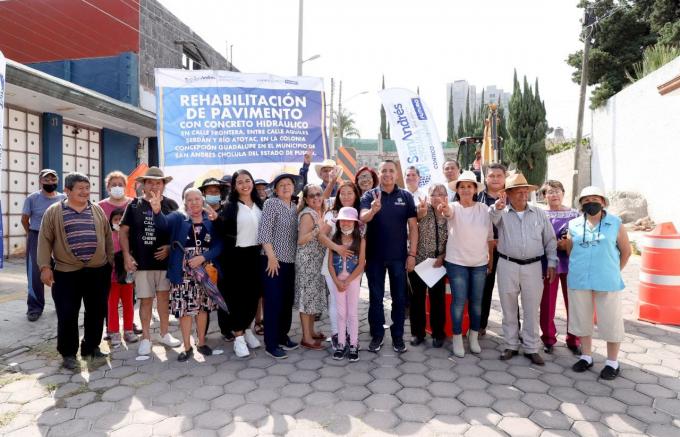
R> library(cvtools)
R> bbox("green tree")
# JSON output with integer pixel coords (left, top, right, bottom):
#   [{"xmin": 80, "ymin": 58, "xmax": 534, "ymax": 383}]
[
  {"xmin": 473, "ymin": 89, "xmax": 486, "ymax": 137},
  {"xmin": 464, "ymin": 89, "xmax": 472, "ymax": 136},
  {"xmin": 566, "ymin": 0, "xmax": 680, "ymax": 108},
  {"xmin": 447, "ymin": 88, "xmax": 454, "ymax": 142},
  {"xmin": 505, "ymin": 70, "xmax": 549, "ymax": 185},
  {"xmin": 335, "ymin": 108, "xmax": 361, "ymax": 139},
  {"xmin": 456, "ymin": 113, "xmax": 465, "ymax": 141},
  {"xmin": 380, "ymin": 75, "xmax": 388, "ymax": 139}
]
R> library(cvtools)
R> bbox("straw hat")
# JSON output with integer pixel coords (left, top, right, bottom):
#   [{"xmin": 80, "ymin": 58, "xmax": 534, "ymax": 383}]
[
  {"xmin": 135, "ymin": 166, "xmax": 173, "ymax": 183},
  {"xmin": 503, "ymin": 173, "xmax": 537, "ymax": 192},
  {"xmin": 449, "ymin": 170, "xmax": 484, "ymax": 193},
  {"xmin": 314, "ymin": 159, "xmax": 337, "ymax": 178},
  {"xmin": 578, "ymin": 186, "xmax": 609, "ymax": 206}
]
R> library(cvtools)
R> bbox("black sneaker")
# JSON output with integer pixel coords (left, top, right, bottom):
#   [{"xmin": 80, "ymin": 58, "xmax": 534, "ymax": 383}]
[
  {"xmin": 393, "ymin": 337, "xmax": 407, "ymax": 353},
  {"xmin": 331, "ymin": 334, "xmax": 339, "ymax": 351},
  {"xmin": 27, "ymin": 313, "xmax": 40, "ymax": 322},
  {"xmin": 266, "ymin": 347, "xmax": 288, "ymax": 359},
  {"xmin": 62, "ymin": 356, "xmax": 79, "ymax": 370},
  {"xmin": 568, "ymin": 344, "xmax": 583, "ymax": 356},
  {"xmin": 197, "ymin": 344, "xmax": 213, "ymax": 356},
  {"xmin": 133, "ymin": 323, "xmax": 143, "ymax": 335},
  {"xmin": 432, "ymin": 338, "xmax": 444, "ymax": 348},
  {"xmin": 544, "ymin": 344, "xmax": 554, "ymax": 354},
  {"xmin": 178, "ymin": 348, "xmax": 194, "ymax": 362},
  {"xmin": 222, "ymin": 331, "xmax": 235, "ymax": 342},
  {"xmin": 348, "ymin": 345, "xmax": 359, "ymax": 362},
  {"xmin": 279, "ymin": 338, "xmax": 299, "ymax": 351},
  {"xmin": 368, "ymin": 336, "xmax": 384, "ymax": 353},
  {"xmin": 333, "ymin": 345, "xmax": 346, "ymax": 360},
  {"xmin": 572, "ymin": 359, "xmax": 594, "ymax": 373},
  {"xmin": 410, "ymin": 336, "xmax": 425, "ymax": 346},
  {"xmin": 599, "ymin": 365, "xmax": 620, "ymax": 380},
  {"xmin": 86, "ymin": 349, "xmax": 109, "ymax": 360}
]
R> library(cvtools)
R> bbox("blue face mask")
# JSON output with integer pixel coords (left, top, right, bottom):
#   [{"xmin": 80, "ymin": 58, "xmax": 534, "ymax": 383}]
[{"xmin": 205, "ymin": 194, "xmax": 221, "ymax": 205}]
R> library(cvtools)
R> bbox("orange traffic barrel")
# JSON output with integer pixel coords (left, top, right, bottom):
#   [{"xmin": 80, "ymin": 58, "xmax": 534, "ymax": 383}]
[
  {"xmin": 425, "ymin": 278, "xmax": 470, "ymax": 337},
  {"xmin": 638, "ymin": 222, "xmax": 680, "ymax": 325}
]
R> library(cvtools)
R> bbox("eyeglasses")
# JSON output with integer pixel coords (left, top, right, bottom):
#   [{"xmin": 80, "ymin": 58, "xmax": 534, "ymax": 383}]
[
  {"xmin": 545, "ymin": 190, "xmax": 563, "ymax": 196},
  {"xmin": 357, "ymin": 174, "xmax": 373, "ymax": 181}
]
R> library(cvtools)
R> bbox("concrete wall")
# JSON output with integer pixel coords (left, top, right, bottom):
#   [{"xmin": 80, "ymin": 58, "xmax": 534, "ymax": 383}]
[
  {"xmin": 591, "ymin": 56, "xmax": 680, "ymax": 226},
  {"xmin": 138, "ymin": 0, "xmax": 235, "ymax": 98},
  {"xmin": 546, "ymin": 148, "xmax": 575, "ymax": 205}
]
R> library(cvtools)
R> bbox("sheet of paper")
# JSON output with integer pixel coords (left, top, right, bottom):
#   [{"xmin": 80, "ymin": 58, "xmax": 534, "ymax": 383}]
[{"xmin": 414, "ymin": 257, "xmax": 447, "ymax": 288}]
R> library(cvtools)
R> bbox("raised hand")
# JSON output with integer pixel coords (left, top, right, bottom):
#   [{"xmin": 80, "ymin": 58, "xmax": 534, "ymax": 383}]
[
  {"xmin": 370, "ymin": 190, "xmax": 382, "ymax": 213},
  {"xmin": 437, "ymin": 201, "xmax": 452, "ymax": 217},
  {"xmin": 417, "ymin": 197, "xmax": 428, "ymax": 217},
  {"xmin": 494, "ymin": 192, "xmax": 507, "ymax": 210},
  {"xmin": 149, "ymin": 190, "xmax": 162, "ymax": 214},
  {"xmin": 303, "ymin": 147, "xmax": 314, "ymax": 165}
]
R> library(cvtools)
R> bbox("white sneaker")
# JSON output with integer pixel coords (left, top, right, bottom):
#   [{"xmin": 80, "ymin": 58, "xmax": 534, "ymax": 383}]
[
  {"xmin": 138, "ymin": 338, "xmax": 152, "ymax": 355},
  {"xmin": 452, "ymin": 334, "xmax": 465, "ymax": 358},
  {"xmin": 468, "ymin": 330, "xmax": 481, "ymax": 354},
  {"xmin": 243, "ymin": 329, "xmax": 261, "ymax": 349},
  {"xmin": 161, "ymin": 333, "xmax": 181, "ymax": 347},
  {"xmin": 233, "ymin": 336, "xmax": 250, "ymax": 358}
]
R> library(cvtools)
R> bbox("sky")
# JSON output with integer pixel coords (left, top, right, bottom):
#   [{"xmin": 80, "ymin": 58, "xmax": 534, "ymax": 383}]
[{"xmin": 158, "ymin": 0, "xmax": 591, "ymax": 141}]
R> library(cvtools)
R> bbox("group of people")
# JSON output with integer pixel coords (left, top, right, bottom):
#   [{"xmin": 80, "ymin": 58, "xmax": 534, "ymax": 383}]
[{"xmin": 26, "ymin": 151, "xmax": 630, "ymax": 380}]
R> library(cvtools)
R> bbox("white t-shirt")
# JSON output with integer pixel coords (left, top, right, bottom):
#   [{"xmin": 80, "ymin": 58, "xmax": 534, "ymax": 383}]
[
  {"xmin": 235, "ymin": 203, "xmax": 262, "ymax": 247},
  {"xmin": 445, "ymin": 202, "xmax": 494, "ymax": 267},
  {"xmin": 407, "ymin": 187, "xmax": 428, "ymax": 204}
]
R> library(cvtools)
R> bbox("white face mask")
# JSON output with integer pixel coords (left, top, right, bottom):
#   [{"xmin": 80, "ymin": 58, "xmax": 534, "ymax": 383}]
[
  {"xmin": 341, "ymin": 227, "xmax": 354, "ymax": 236},
  {"xmin": 110, "ymin": 186, "xmax": 125, "ymax": 199},
  {"xmin": 112, "ymin": 224, "xmax": 120, "ymax": 231}
]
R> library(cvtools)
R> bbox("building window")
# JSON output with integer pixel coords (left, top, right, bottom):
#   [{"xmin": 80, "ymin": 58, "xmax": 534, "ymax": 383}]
[{"xmin": 182, "ymin": 51, "xmax": 201, "ymax": 70}]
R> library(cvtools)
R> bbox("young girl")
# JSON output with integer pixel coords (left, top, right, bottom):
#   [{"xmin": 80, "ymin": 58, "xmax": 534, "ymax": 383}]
[
  {"xmin": 328, "ymin": 207, "xmax": 365, "ymax": 362},
  {"xmin": 108, "ymin": 208, "xmax": 138, "ymax": 347}
]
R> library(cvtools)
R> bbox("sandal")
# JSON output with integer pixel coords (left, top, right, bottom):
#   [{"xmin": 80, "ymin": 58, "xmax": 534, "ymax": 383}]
[
  {"xmin": 254, "ymin": 321, "xmax": 265, "ymax": 336},
  {"xmin": 312, "ymin": 332, "xmax": 325, "ymax": 340}
]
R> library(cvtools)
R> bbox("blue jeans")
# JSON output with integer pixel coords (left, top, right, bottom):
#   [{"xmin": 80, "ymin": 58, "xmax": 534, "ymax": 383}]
[
  {"xmin": 445, "ymin": 262, "xmax": 487, "ymax": 335},
  {"xmin": 366, "ymin": 259, "xmax": 407, "ymax": 339}
]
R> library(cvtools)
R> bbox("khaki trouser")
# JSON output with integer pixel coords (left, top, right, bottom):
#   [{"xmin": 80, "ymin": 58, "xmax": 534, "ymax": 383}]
[{"xmin": 496, "ymin": 257, "xmax": 543, "ymax": 354}]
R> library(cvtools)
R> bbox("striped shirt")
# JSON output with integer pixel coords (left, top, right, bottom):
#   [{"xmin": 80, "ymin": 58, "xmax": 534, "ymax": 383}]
[
  {"xmin": 62, "ymin": 202, "xmax": 98, "ymax": 262},
  {"xmin": 257, "ymin": 197, "xmax": 298, "ymax": 263}
]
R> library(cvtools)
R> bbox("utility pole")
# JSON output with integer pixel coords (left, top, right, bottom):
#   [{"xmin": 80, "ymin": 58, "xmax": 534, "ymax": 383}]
[
  {"xmin": 296, "ymin": 0, "xmax": 304, "ymax": 75},
  {"xmin": 337, "ymin": 80, "xmax": 343, "ymax": 148},
  {"xmin": 329, "ymin": 78, "xmax": 335, "ymax": 158},
  {"xmin": 572, "ymin": 5, "xmax": 595, "ymax": 206}
]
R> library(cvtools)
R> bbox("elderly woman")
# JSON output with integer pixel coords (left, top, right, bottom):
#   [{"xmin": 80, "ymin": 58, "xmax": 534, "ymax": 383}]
[
  {"xmin": 566, "ymin": 186, "xmax": 631, "ymax": 380},
  {"xmin": 258, "ymin": 173, "xmax": 302, "ymax": 359},
  {"xmin": 294, "ymin": 184, "xmax": 328, "ymax": 350},
  {"xmin": 409, "ymin": 183, "xmax": 449, "ymax": 348},
  {"xmin": 318, "ymin": 181, "xmax": 363, "ymax": 350},
  {"xmin": 151, "ymin": 188, "xmax": 223, "ymax": 362},
  {"xmin": 99, "ymin": 170, "xmax": 132, "ymax": 218},
  {"xmin": 354, "ymin": 166, "xmax": 379, "ymax": 195},
  {"xmin": 441, "ymin": 171, "xmax": 494, "ymax": 357},
  {"xmin": 539, "ymin": 180, "xmax": 581, "ymax": 355}
]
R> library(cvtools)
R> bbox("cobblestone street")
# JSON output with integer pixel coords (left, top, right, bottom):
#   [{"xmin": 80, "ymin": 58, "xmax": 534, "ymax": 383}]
[{"xmin": 1, "ymin": 255, "xmax": 679, "ymax": 436}]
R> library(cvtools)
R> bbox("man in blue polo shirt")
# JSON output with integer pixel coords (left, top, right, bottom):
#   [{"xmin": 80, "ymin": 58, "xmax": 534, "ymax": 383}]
[{"xmin": 360, "ymin": 160, "xmax": 418, "ymax": 353}]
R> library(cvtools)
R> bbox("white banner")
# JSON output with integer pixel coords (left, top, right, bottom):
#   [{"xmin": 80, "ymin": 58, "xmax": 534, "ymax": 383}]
[
  {"xmin": 0, "ymin": 50, "xmax": 6, "ymax": 268},
  {"xmin": 380, "ymin": 88, "xmax": 446, "ymax": 187},
  {"xmin": 155, "ymin": 69, "xmax": 327, "ymax": 202}
]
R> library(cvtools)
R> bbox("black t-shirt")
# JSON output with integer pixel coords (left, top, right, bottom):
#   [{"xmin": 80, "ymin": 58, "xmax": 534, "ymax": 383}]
[{"xmin": 121, "ymin": 196, "xmax": 179, "ymax": 270}]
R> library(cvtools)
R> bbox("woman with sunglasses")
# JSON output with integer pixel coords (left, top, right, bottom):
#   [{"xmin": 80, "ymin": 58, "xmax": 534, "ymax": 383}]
[{"xmin": 565, "ymin": 186, "xmax": 631, "ymax": 380}]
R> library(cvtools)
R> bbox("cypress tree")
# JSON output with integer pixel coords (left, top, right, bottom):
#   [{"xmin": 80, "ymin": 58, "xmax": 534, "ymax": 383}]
[
  {"xmin": 380, "ymin": 75, "xmax": 388, "ymax": 139},
  {"xmin": 464, "ymin": 89, "xmax": 472, "ymax": 137},
  {"xmin": 447, "ymin": 88, "xmax": 454, "ymax": 142},
  {"xmin": 457, "ymin": 113, "xmax": 465, "ymax": 141}
]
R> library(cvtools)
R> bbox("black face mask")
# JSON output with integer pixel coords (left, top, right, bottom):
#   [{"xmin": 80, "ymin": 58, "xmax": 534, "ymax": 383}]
[
  {"xmin": 43, "ymin": 184, "xmax": 58, "ymax": 193},
  {"xmin": 582, "ymin": 202, "xmax": 602, "ymax": 216}
]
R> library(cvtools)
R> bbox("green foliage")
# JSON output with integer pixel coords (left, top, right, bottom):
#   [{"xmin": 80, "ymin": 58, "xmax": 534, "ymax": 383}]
[
  {"xmin": 456, "ymin": 113, "xmax": 465, "ymax": 140},
  {"xmin": 447, "ymin": 88, "xmax": 454, "ymax": 142},
  {"xmin": 626, "ymin": 43, "xmax": 680, "ymax": 82},
  {"xmin": 335, "ymin": 108, "xmax": 360, "ymax": 138},
  {"xmin": 567, "ymin": 0, "xmax": 680, "ymax": 108},
  {"xmin": 505, "ymin": 70, "xmax": 548, "ymax": 186}
]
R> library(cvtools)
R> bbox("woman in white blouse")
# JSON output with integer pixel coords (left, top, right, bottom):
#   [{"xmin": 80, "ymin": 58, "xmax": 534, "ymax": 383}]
[
  {"xmin": 440, "ymin": 171, "xmax": 494, "ymax": 358},
  {"xmin": 217, "ymin": 170, "xmax": 264, "ymax": 358}
]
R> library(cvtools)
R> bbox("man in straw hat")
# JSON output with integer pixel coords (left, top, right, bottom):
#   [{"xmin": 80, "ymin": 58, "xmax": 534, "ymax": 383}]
[
  {"xmin": 120, "ymin": 167, "xmax": 182, "ymax": 355},
  {"xmin": 300, "ymin": 148, "xmax": 340, "ymax": 198},
  {"xmin": 490, "ymin": 172, "xmax": 557, "ymax": 366}
]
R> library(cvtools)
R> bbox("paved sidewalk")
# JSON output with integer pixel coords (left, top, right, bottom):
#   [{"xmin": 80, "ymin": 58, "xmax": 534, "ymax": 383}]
[{"xmin": 1, "ymin": 255, "xmax": 679, "ymax": 436}]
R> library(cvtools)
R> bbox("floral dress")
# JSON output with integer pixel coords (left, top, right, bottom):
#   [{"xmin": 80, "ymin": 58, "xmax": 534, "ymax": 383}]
[
  {"xmin": 170, "ymin": 222, "xmax": 218, "ymax": 318},
  {"xmin": 294, "ymin": 207, "xmax": 328, "ymax": 314}
]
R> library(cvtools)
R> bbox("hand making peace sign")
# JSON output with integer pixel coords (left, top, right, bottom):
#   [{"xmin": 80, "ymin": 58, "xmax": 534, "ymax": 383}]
[
  {"xmin": 417, "ymin": 196, "xmax": 428, "ymax": 217},
  {"xmin": 370, "ymin": 190, "xmax": 382, "ymax": 213},
  {"xmin": 494, "ymin": 192, "xmax": 507, "ymax": 210},
  {"xmin": 148, "ymin": 190, "xmax": 162, "ymax": 214}
]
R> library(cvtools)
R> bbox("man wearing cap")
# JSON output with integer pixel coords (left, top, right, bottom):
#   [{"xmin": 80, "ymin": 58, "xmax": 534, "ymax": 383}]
[
  {"xmin": 119, "ymin": 167, "xmax": 181, "ymax": 355},
  {"xmin": 300, "ymin": 149, "xmax": 339, "ymax": 198},
  {"xmin": 21, "ymin": 169, "xmax": 66, "ymax": 321},
  {"xmin": 199, "ymin": 177, "xmax": 226, "ymax": 215},
  {"xmin": 254, "ymin": 179, "xmax": 269, "ymax": 201},
  {"xmin": 490, "ymin": 173, "xmax": 557, "ymax": 365},
  {"xmin": 360, "ymin": 160, "xmax": 418, "ymax": 354}
]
